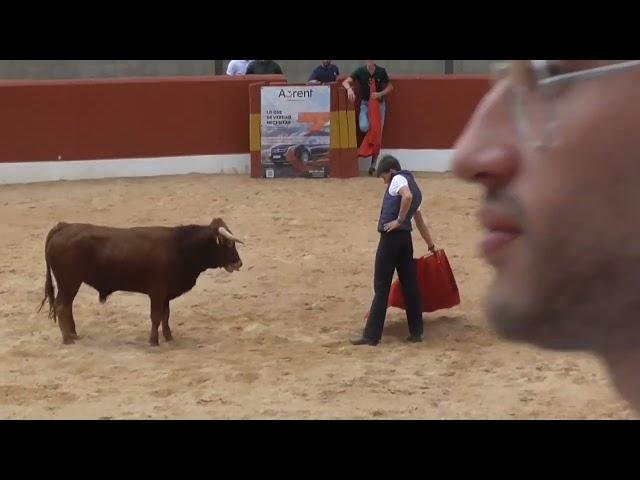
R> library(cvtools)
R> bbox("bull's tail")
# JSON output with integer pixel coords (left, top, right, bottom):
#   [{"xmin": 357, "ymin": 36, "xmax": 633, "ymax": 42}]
[
  {"xmin": 38, "ymin": 259, "xmax": 56, "ymax": 322},
  {"xmin": 38, "ymin": 223, "xmax": 67, "ymax": 322}
]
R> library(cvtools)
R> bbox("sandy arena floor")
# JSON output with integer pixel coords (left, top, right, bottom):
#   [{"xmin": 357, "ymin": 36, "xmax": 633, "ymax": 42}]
[{"xmin": 0, "ymin": 173, "xmax": 634, "ymax": 419}]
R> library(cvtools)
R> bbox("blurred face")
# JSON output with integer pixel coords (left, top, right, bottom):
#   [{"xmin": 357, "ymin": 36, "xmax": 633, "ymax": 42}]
[
  {"xmin": 452, "ymin": 60, "xmax": 640, "ymax": 352},
  {"xmin": 380, "ymin": 170, "xmax": 394, "ymax": 185},
  {"xmin": 366, "ymin": 60, "xmax": 376, "ymax": 68},
  {"xmin": 322, "ymin": 60, "xmax": 331, "ymax": 67}
]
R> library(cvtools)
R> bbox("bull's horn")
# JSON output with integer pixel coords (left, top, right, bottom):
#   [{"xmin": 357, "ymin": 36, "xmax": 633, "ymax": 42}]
[{"xmin": 218, "ymin": 227, "xmax": 244, "ymax": 244}]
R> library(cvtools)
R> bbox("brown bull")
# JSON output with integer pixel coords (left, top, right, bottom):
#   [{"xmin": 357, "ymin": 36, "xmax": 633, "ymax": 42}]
[{"xmin": 38, "ymin": 218, "xmax": 243, "ymax": 346}]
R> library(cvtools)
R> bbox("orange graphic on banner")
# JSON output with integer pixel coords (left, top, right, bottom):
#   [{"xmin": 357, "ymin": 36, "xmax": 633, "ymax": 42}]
[{"xmin": 297, "ymin": 112, "xmax": 331, "ymax": 133}]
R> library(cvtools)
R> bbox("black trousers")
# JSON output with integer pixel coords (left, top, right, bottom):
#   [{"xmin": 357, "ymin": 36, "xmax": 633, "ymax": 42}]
[{"xmin": 363, "ymin": 230, "xmax": 423, "ymax": 341}]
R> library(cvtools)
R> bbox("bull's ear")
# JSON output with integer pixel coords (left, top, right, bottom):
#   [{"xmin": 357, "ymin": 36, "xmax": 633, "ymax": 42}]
[{"xmin": 210, "ymin": 217, "xmax": 225, "ymax": 230}]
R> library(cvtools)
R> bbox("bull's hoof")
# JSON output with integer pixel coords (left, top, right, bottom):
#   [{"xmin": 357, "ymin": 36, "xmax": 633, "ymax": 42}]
[
  {"xmin": 163, "ymin": 333, "xmax": 174, "ymax": 342},
  {"xmin": 62, "ymin": 337, "xmax": 76, "ymax": 345},
  {"xmin": 69, "ymin": 333, "xmax": 79, "ymax": 340},
  {"xmin": 149, "ymin": 339, "xmax": 160, "ymax": 347}
]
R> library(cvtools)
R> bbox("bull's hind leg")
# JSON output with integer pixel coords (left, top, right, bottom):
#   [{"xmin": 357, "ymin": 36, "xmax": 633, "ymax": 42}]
[
  {"xmin": 68, "ymin": 308, "xmax": 79, "ymax": 339},
  {"xmin": 148, "ymin": 296, "xmax": 169, "ymax": 346},
  {"xmin": 68, "ymin": 299, "xmax": 79, "ymax": 339},
  {"xmin": 55, "ymin": 280, "xmax": 82, "ymax": 345}
]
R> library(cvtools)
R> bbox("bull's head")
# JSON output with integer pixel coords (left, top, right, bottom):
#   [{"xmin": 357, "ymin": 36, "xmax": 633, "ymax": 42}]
[{"xmin": 210, "ymin": 218, "xmax": 243, "ymax": 272}]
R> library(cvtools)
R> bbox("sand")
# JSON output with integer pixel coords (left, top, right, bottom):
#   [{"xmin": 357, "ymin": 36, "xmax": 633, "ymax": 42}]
[{"xmin": 0, "ymin": 173, "xmax": 633, "ymax": 419}]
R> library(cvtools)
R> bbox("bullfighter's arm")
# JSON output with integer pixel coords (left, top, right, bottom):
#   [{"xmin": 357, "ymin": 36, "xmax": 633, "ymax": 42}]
[{"xmin": 413, "ymin": 210, "xmax": 436, "ymax": 253}]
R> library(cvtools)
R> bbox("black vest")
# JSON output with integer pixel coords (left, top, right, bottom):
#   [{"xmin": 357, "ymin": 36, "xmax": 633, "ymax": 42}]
[{"xmin": 377, "ymin": 170, "xmax": 422, "ymax": 233}]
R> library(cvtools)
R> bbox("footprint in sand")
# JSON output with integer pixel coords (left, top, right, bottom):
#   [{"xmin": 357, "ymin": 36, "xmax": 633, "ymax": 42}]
[{"xmin": 225, "ymin": 372, "xmax": 260, "ymax": 384}]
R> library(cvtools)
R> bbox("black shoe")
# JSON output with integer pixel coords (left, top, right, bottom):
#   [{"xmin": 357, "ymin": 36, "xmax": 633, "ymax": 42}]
[
  {"xmin": 406, "ymin": 335, "xmax": 423, "ymax": 343},
  {"xmin": 368, "ymin": 167, "xmax": 376, "ymax": 176},
  {"xmin": 350, "ymin": 336, "xmax": 379, "ymax": 346}
]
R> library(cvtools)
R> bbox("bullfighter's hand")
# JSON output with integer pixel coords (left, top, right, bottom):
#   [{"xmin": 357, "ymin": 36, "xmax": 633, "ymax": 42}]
[{"xmin": 383, "ymin": 220, "xmax": 400, "ymax": 232}]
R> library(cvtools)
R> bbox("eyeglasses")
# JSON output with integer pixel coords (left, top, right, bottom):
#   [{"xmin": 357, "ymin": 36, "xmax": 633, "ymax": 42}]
[{"xmin": 490, "ymin": 60, "xmax": 640, "ymax": 149}]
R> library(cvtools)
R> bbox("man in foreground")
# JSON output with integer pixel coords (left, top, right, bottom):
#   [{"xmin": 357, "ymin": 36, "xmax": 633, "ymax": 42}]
[{"xmin": 451, "ymin": 60, "xmax": 640, "ymax": 412}]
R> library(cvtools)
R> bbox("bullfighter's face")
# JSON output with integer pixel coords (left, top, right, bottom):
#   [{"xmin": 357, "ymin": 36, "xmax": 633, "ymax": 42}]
[{"xmin": 380, "ymin": 169, "xmax": 395, "ymax": 185}]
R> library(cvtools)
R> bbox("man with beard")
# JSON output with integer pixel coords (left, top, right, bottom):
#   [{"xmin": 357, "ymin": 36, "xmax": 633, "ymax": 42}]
[{"xmin": 452, "ymin": 60, "xmax": 640, "ymax": 413}]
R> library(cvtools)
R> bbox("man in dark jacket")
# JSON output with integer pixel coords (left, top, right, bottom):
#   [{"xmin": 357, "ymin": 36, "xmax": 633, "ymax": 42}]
[
  {"xmin": 246, "ymin": 60, "xmax": 284, "ymax": 75},
  {"xmin": 308, "ymin": 60, "xmax": 339, "ymax": 84}
]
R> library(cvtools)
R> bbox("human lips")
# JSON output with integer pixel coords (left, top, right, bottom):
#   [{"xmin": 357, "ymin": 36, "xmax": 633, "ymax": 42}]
[{"xmin": 478, "ymin": 207, "xmax": 523, "ymax": 264}]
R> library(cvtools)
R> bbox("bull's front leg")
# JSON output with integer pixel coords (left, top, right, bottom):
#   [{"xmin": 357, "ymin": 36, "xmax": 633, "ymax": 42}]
[
  {"xmin": 161, "ymin": 302, "xmax": 173, "ymax": 342},
  {"xmin": 148, "ymin": 296, "xmax": 169, "ymax": 346}
]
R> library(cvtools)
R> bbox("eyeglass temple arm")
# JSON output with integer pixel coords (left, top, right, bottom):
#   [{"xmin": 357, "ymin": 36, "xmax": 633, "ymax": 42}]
[{"xmin": 540, "ymin": 60, "xmax": 640, "ymax": 86}]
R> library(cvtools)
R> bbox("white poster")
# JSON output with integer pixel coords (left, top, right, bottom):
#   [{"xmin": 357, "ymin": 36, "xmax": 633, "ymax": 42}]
[{"xmin": 260, "ymin": 85, "xmax": 331, "ymax": 178}]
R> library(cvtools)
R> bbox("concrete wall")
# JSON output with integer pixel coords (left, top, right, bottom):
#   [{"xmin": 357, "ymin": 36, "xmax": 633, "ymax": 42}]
[
  {"xmin": 453, "ymin": 60, "xmax": 494, "ymax": 74},
  {"xmin": 0, "ymin": 60, "xmax": 217, "ymax": 79},
  {"xmin": 0, "ymin": 60, "xmax": 492, "ymax": 81}
]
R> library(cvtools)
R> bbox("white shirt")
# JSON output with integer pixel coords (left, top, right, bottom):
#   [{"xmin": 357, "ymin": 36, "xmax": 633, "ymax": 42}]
[
  {"xmin": 389, "ymin": 174, "xmax": 421, "ymax": 211},
  {"xmin": 226, "ymin": 60, "xmax": 252, "ymax": 76}
]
